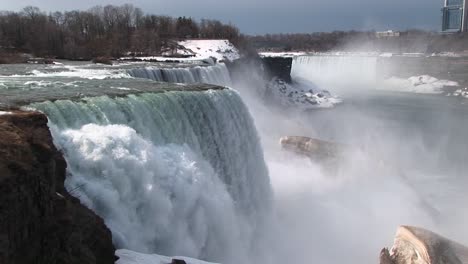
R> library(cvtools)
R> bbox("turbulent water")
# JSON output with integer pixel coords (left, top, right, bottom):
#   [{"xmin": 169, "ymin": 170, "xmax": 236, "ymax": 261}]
[
  {"xmin": 2, "ymin": 56, "xmax": 468, "ymax": 264},
  {"xmin": 31, "ymin": 89, "xmax": 271, "ymax": 262},
  {"xmin": 127, "ymin": 64, "xmax": 232, "ymax": 86},
  {"xmin": 0, "ymin": 61, "xmax": 271, "ymax": 263}
]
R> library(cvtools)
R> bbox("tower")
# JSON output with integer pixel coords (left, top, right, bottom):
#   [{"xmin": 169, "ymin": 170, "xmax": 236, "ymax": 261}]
[{"xmin": 442, "ymin": 0, "xmax": 468, "ymax": 32}]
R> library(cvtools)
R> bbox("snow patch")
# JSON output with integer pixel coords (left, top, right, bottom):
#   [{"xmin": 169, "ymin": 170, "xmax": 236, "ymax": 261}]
[
  {"xmin": 116, "ymin": 249, "xmax": 219, "ymax": 264},
  {"xmin": 0, "ymin": 111, "xmax": 13, "ymax": 115},
  {"xmin": 381, "ymin": 75, "xmax": 459, "ymax": 94},
  {"xmin": 451, "ymin": 87, "xmax": 468, "ymax": 98},
  {"xmin": 177, "ymin": 39, "xmax": 240, "ymax": 62},
  {"xmin": 267, "ymin": 77, "xmax": 342, "ymax": 109},
  {"xmin": 28, "ymin": 65, "xmax": 132, "ymax": 80}
]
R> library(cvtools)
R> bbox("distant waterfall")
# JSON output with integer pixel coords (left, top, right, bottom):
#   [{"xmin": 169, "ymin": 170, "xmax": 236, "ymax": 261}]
[
  {"xmin": 128, "ymin": 64, "xmax": 232, "ymax": 87},
  {"xmin": 291, "ymin": 55, "xmax": 378, "ymax": 87},
  {"xmin": 30, "ymin": 89, "xmax": 271, "ymax": 263}
]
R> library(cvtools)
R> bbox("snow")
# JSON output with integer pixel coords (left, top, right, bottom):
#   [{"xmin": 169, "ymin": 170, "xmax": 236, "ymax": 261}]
[
  {"xmin": 177, "ymin": 39, "xmax": 240, "ymax": 62},
  {"xmin": 115, "ymin": 249, "xmax": 219, "ymax": 264},
  {"xmin": 259, "ymin": 52, "xmax": 306, "ymax": 58},
  {"xmin": 380, "ymin": 75, "xmax": 459, "ymax": 94},
  {"xmin": 0, "ymin": 111, "xmax": 13, "ymax": 115},
  {"xmin": 451, "ymin": 87, "xmax": 468, "ymax": 98},
  {"xmin": 27, "ymin": 66, "xmax": 132, "ymax": 80},
  {"xmin": 267, "ymin": 77, "xmax": 342, "ymax": 109},
  {"xmin": 121, "ymin": 40, "xmax": 239, "ymax": 62},
  {"xmin": 379, "ymin": 53, "xmax": 393, "ymax": 57}
]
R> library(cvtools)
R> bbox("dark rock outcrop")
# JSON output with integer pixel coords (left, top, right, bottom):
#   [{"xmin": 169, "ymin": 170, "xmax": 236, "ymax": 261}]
[
  {"xmin": 0, "ymin": 111, "xmax": 115, "ymax": 264},
  {"xmin": 262, "ymin": 57, "xmax": 293, "ymax": 83}
]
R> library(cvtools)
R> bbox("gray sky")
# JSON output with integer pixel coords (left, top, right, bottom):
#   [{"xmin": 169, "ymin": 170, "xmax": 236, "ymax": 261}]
[{"xmin": 0, "ymin": 0, "xmax": 442, "ymax": 34}]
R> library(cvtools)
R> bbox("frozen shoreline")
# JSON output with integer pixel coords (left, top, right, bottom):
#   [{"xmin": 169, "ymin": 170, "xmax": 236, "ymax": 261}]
[{"xmin": 380, "ymin": 75, "xmax": 459, "ymax": 94}]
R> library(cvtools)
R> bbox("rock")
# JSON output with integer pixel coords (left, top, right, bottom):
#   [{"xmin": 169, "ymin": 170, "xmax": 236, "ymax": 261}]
[
  {"xmin": 172, "ymin": 259, "xmax": 187, "ymax": 264},
  {"xmin": 0, "ymin": 111, "xmax": 115, "ymax": 264},
  {"xmin": 279, "ymin": 136, "xmax": 343, "ymax": 161},
  {"xmin": 380, "ymin": 248, "xmax": 395, "ymax": 264},
  {"xmin": 381, "ymin": 226, "xmax": 468, "ymax": 264},
  {"xmin": 262, "ymin": 57, "xmax": 293, "ymax": 83}
]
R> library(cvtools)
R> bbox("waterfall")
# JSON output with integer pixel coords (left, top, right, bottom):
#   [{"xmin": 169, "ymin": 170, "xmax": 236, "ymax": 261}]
[
  {"xmin": 127, "ymin": 64, "xmax": 232, "ymax": 87},
  {"xmin": 291, "ymin": 55, "xmax": 378, "ymax": 87},
  {"xmin": 30, "ymin": 89, "xmax": 271, "ymax": 263}
]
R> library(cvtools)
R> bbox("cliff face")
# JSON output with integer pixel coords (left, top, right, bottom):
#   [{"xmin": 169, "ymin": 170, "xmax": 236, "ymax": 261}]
[
  {"xmin": 262, "ymin": 57, "xmax": 293, "ymax": 83},
  {"xmin": 0, "ymin": 111, "xmax": 115, "ymax": 264}
]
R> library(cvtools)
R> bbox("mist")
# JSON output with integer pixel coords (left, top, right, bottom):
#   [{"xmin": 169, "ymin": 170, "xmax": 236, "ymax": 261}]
[{"xmin": 228, "ymin": 52, "xmax": 468, "ymax": 263}]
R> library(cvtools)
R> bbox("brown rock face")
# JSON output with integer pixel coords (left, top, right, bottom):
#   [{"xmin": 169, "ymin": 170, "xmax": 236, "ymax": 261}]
[
  {"xmin": 0, "ymin": 111, "xmax": 116, "ymax": 264},
  {"xmin": 381, "ymin": 226, "xmax": 468, "ymax": 264}
]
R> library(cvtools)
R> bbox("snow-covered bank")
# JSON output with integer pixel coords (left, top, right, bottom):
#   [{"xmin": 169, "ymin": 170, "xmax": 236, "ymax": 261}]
[
  {"xmin": 122, "ymin": 40, "xmax": 240, "ymax": 62},
  {"xmin": 381, "ymin": 75, "xmax": 459, "ymax": 94},
  {"xmin": 267, "ymin": 78, "xmax": 342, "ymax": 109},
  {"xmin": 450, "ymin": 87, "xmax": 468, "ymax": 98},
  {"xmin": 116, "ymin": 249, "xmax": 219, "ymax": 264},
  {"xmin": 177, "ymin": 39, "xmax": 240, "ymax": 61}
]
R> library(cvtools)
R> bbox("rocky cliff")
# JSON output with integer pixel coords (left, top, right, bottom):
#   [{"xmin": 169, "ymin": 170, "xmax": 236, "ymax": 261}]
[
  {"xmin": 262, "ymin": 57, "xmax": 293, "ymax": 83},
  {"xmin": 0, "ymin": 111, "xmax": 115, "ymax": 264}
]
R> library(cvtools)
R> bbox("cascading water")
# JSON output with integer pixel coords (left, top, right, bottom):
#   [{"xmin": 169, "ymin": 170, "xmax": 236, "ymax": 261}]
[
  {"xmin": 127, "ymin": 64, "xmax": 232, "ymax": 87},
  {"xmin": 30, "ymin": 89, "xmax": 271, "ymax": 263},
  {"xmin": 291, "ymin": 55, "xmax": 378, "ymax": 87}
]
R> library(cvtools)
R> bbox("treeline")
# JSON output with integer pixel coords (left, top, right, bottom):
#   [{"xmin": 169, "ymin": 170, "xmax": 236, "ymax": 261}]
[
  {"xmin": 248, "ymin": 31, "xmax": 368, "ymax": 52},
  {"xmin": 248, "ymin": 30, "xmax": 468, "ymax": 53},
  {"xmin": 0, "ymin": 5, "xmax": 241, "ymax": 60}
]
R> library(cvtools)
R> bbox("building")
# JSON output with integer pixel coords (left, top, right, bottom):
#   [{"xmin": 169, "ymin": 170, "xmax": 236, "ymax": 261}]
[
  {"xmin": 376, "ymin": 30, "xmax": 401, "ymax": 38},
  {"xmin": 442, "ymin": 0, "xmax": 468, "ymax": 32}
]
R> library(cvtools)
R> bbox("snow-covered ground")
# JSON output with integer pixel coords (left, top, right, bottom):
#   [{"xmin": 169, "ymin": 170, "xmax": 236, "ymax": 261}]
[
  {"xmin": 267, "ymin": 77, "xmax": 342, "ymax": 109},
  {"xmin": 449, "ymin": 87, "xmax": 468, "ymax": 98},
  {"xmin": 177, "ymin": 39, "xmax": 240, "ymax": 61},
  {"xmin": 0, "ymin": 111, "xmax": 12, "ymax": 115},
  {"xmin": 380, "ymin": 75, "xmax": 459, "ymax": 94},
  {"xmin": 116, "ymin": 249, "xmax": 219, "ymax": 264},
  {"xmin": 121, "ymin": 39, "xmax": 240, "ymax": 63}
]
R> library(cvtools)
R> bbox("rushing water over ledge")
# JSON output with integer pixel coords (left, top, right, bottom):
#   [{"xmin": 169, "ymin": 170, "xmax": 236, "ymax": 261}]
[
  {"xmin": 127, "ymin": 64, "xmax": 232, "ymax": 87},
  {"xmin": 29, "ymin": 89, "xmax": 272, "ymax": 263},
  {"xmin": 0, "ymin": 62, "xmax": 272, "ymax": 263}
]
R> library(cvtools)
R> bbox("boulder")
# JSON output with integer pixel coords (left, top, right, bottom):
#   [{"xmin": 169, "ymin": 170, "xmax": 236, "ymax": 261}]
[
  {"xmin": 381, "ymin": 226, "xmax": 468, "ymax": 264},
  {"xmin": 279, "ymin": 136, "xmax": 343, "ymax": 161}
]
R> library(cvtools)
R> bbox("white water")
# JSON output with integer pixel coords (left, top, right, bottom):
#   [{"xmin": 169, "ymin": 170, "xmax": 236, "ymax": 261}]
[
  {"xmin": 31, "ymin": 89, "xmax": 271, "ymax": 264},
  {"xmin": 291, "ymin": 55, "xmax": 378, "ymax": 87},
  {"xmin": 127, "ymin": 64, "xmax": 231, "ymax": 87}
]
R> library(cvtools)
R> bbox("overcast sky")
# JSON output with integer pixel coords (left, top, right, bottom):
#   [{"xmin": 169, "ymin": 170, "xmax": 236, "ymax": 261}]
[{"xmin": 0, "ymin": 0, "xmax": 442, "ymax": 34}]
